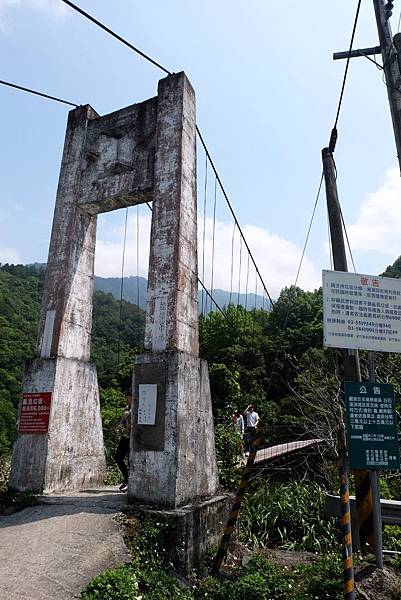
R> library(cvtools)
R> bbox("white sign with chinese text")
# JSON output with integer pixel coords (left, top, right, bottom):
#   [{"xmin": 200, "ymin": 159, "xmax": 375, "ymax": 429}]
[
  {"xmin": 138, "ymin": 384, "xmax": 158, "ymax": 425},
  {"xmin": 323, "ymin": 270, "xmax": 401, "ymax": 353}
]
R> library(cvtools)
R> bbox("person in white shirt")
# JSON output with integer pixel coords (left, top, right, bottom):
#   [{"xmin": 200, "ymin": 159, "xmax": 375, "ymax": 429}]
[{"xmin": 244, "ymin": 404, "xmax": 259, "ymax": 454}]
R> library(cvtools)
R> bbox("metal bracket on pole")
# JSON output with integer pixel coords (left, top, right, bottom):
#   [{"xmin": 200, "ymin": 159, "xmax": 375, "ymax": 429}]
[{"xmin": 333, "ymin": 46, "xmax": 381, "ymax": 61}]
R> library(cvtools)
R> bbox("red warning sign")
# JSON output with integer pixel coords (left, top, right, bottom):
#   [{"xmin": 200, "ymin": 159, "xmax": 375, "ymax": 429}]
[{"xmin": 19, "ymin": 392, "xmax": 52, "ymax": 434}]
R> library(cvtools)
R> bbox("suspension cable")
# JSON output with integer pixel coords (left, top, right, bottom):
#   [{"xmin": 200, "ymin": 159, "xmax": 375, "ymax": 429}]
[
  {"xmin": 237, "ymin": 236, "xmax": 242, "ymax": 306},
  {"xmin": 329, "ymin": 0, "xmax": 362, "ymax": 152},
  {"xmin": 0, "ymin": 78, "xmax": 78, "ymax": 107},
  {"xmin": 136, "ymin": 205, "xmax": 140, "ymax": 347},
  {"xmin": 60, "ymin": 0, "xmax": 171, "ymax": 75},
  {"xmin": 265, "ymin": 172, "xmax": 324, "ymax": 397},
  {"xmin": 201, "ymin": 155, "xmax": 208, "ymax": 315},
  {"xmin": 229, "ymin": 222, "xmax": 236, "ymax": 305},
  {"xmin": 210, "ymin": 177, "xmax": 217, "ymax": 315}
]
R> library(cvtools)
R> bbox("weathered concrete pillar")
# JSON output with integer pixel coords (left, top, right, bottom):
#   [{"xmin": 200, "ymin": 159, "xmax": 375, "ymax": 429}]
[
  {"xmin": 10, "ymin": 106, "xmax": 106, "ymax": 493},
  {"xmin": 129, "ymin": 73, "xmax": 219, "ymax": 508},
  {"xmin": 144, "ymin": 74, "xmax": 198, "ymax": 354}
]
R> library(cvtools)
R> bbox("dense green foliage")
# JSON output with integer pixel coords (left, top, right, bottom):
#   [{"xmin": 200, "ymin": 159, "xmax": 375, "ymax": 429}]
[
  {"xmin": 81, "ymin": 566, "xmax": 138, "ymax": 600},
  {"xmin": 0, "ymin": 265, "xmax": 44, "ymax": 453},
  {"xmin": 0, "ymin": 263, "xmax": 145, "ymax": 455},
  {"xmin": 4, "ymin": 260, "xmax": 401, "ymax": 599},
  {"xmin": 81, "ymin": 512, "xmax": 344, "ymax": 600},
  {"xmin": 240, "ymin": 481, "xmax": 338, "ymax": 553},
  {"xmin": 193, "ymin": 556, "xmax": 344, "ymax": 600}
]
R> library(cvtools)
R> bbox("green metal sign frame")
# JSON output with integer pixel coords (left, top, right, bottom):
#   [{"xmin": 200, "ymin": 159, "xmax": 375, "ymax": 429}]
[{"xmin": 345, "ymin": 381, "xmax": 400, "ymax": 470}]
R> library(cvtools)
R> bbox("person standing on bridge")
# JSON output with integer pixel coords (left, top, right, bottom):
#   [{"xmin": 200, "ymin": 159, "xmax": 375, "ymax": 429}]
[
  {"xmin": 244, "ymin": 404, "xmax": 259, "ymax": 455},
  {"xmin": 115, "ymin": 390, "xmax": 132, "ymax": 492}
]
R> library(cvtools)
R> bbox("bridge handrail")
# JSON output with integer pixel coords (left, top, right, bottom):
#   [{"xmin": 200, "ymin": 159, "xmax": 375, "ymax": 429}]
[{"xmin": 326, "ymin": 493, "xmax": 401, "ymax": 525}]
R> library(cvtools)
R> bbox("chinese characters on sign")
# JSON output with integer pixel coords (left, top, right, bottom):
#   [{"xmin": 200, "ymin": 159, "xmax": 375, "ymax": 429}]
[
  {"xmin": 345, "ymin": 382, "xmax": 400, "ymax": 470},
  {"xmin": 137, "ymin": 384, "xmax": 158, "ymax": 425},
  {"xmin": 19, "ymin": 392, "xmax": 52, "ymax": 434},
  {"xmin": 323, "ymin": 270, "xmax": 401, "ymax": 353}
]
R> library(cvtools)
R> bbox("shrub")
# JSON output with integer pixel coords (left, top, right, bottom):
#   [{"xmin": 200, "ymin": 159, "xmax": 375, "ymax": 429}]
[
  {"xmin": 240, "ymin": 481, "xmax": 338, "ymax": 553},
  {"xmin": 234, "ymin": 555, "xmax": 292, "ymax": 600},
  {"xmin": 291, "ymin": 555, "xmax": 343, "ymax": 600},
  {"xmin": 0, "ymin": 454, "xmax": 10, "ymax": 492},
  {"xmin": 80, "ymin": 566, "xmax": 138, "ymax": 600},
  {"xmin": 383, "ymin": 525, "xmax": 401, "ymax": 552},
  {"xmin": 214, "ymin": 423, "xmax": 243, "ymax": 490},
  {"xmin": 193, "ymin": 576, "xmax": 231, "ymax": 600},
  {"xmin": 137, "ymin": 568, "xmax": 191, "ymax": 599}
]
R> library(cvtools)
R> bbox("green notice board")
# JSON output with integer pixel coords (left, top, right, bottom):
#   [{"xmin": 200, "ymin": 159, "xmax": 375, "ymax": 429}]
[{"xmin": 345, "ymin": 381, "xmax": 400, "ymax": 470}]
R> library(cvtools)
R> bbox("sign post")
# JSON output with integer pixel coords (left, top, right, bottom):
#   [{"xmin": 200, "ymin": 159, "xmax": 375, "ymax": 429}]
[
  {"xmin": 323, "ymin": 269, "xmax": 401, "ymax": 568},
  {"xmin": 344, "ymin": 378, "xmax": 400, "ymax": 567},
  {"xmin": 368, "ymin": 352, "xmax": 383, "ymax": 569},
  {"xmin": 344, "ymin": 380, "xmax": 400, "ymax": 471}
]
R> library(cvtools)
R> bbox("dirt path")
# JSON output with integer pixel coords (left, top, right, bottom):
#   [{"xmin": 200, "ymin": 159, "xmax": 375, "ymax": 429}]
[{"xmin": 0, "ymin": 486, "xmax": 130, "ymax": 600}]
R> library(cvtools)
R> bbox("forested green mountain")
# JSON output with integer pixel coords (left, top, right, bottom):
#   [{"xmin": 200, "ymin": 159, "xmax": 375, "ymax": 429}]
[
  {"xmin": 31, "ymin": 264, "xmax": 269, "ymax": 312},
  {"xmin": 0, "ymin": 264, "xmax": 145, "ymax": 454}
]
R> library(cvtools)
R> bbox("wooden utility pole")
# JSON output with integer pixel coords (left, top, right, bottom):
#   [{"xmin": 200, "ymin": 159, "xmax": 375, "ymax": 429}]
[
  {"xmin": 333, "ymin": 1, "xmax": 401, "ymax": 171},
  {"xmin": 373, "ymin": 0, "xmax": 401, "ymax": 170},
  {"xmin": 322, "ymin": 148, "xmax": 356, "ymax": 600},
  {"xmin": 329, "ymin": 1, "xmax": 401, "ymax": 566},
  {"xmin": 322, "ymin": 148, "xmax": 361, "ymax": 380},
  {"xmin": 322, "ymin": 148, "xmax": 374, "ymax": 562}
]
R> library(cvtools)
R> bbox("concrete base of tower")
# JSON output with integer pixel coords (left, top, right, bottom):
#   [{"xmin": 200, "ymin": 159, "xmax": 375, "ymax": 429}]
[{"xmin": 9, "ymin": 357, "xmax": 106, "ymax": 493}]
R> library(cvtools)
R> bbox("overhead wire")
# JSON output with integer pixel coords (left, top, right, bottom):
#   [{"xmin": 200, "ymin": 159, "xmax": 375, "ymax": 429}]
[
  {"xmin": 339, "ymin": 206, "xmax": 357, "ymax": 273},
  {"xmin": 237, "ymin": 236, "xmax": 242, "ymax": 306},
  {"xmin": 3, "ymin": 0, "xmax": 362, "ymax": 406},
  {"xmin": 210, "ymin": 177, "xmax": 217, "ymax": 314},
  {"xmin": 331, "ymin": 0, "xmax": 362, "ymax": 140},
  {"xmin": 229, "ymin": 223, "xmax": 236, "ymax": 305},
  {"xmin": 245, "ymin": 253, "xmax": 250, "ymax": 310},
  {"xmin": 117, "ymin": 207, "xmax": 129, "ymax": 368},
  {"xmin": 59, "ymin": 0, "xmax": 171, "ymax": 75},
  {"xmin": 0, "ymin": 78, "xmax": 78, "ymax": 107},
  {"xmin": 201, "ymin": 156, "xmax": 208, "ymax": 315},
  {"xmin": 59, "ymin": 0, "xmax": 275, "ymax": 309},
  {"xmin": 4, "ymin": 0, "xmax": 277, "ymax": 312},
  {"xmin": 265, "ymin": 172, "xmax": 324, "ymax": 397},
  {"xmin": 136, "ymin": 205, "xmax": 140, "ymax": 348}
]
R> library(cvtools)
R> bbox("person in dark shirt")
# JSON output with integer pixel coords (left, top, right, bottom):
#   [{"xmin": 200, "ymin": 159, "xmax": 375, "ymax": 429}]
[{"xmin": 115, "ymin": 390, "xmax": 132, "ymax": 492}]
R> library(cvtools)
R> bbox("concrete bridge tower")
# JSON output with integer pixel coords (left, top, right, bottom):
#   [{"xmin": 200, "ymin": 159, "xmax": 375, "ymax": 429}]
[{"xmin": 10, "ymin": 73, "xmax": 219, "ymax": 508}]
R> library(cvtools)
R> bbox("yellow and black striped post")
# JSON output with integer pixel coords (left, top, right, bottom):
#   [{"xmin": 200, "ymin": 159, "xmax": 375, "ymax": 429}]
[
  {"xmin": 339, "ymin": 461, "xmax": 355, "ymax": 600},
  {"xmin": 211, "ymin": 426, "xmax": 264, "ymax": 576},
  {"xmin": 354, "ymin": 469, "xmax": 374, "ymax": 553}
]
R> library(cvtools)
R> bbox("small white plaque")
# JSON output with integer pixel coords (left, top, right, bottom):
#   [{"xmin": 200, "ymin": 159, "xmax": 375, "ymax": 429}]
[{"xmin": 138, "ymin": 384, "xmax": 158, "ymax": 425}]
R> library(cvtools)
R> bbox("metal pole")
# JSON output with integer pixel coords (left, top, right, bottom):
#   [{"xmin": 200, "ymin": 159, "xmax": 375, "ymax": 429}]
[
  {"xmin": 368, "ymin": 351, "xmax": 384, "ymax": 568},
  {"xmin": 373, "ymin": 0, "xmax": 401, "ymax": 171}
]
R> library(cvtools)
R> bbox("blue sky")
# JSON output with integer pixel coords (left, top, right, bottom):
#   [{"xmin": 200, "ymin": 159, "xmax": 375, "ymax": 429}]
[{"xmin": 1, "ymin": 0, "xmax": 401, "ymax": 297}]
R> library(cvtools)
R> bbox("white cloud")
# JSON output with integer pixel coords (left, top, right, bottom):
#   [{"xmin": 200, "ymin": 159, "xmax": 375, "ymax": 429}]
[
  {"xmin": 95, "ymin": 212, "xmax": 151, "ymax": 280},
  {"xmin": 0, "ymin": 0, "xmax": 67, "ymax": 32},
  {"xmin": 95, "ymin": 211, "xmax": 321, "ymax": 298},
  {"xmin": 348, "ymin": 167, "xmax": 401, "ymax": 257},
  {"xmin": 0, "ymin": 246, "xmax": 20, "ymax": 263}
]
